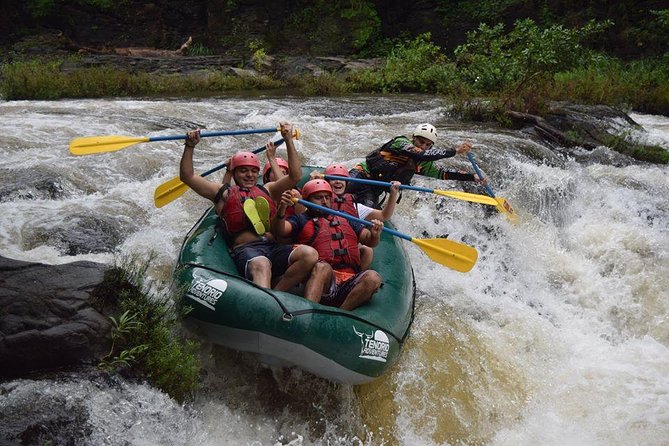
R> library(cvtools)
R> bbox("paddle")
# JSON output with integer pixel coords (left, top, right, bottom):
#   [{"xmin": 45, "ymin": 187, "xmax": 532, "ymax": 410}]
[
  {"xmin": 294, "ymin": 198, "xmax": 478, "ymax": 273},
  {"xmin": 154, "ymin": 138, "xmax": 285, "ymax": 208},
  {"xmin": 324, "ymin": 175, "xmax": 499, "ymax": 206},
  {"xmin": 70, "ymin": 127, "xmax": 283, "ymax": 156},
  {"xmin": 467, "ymin": 153, "xmax": 518, "ymax": 223}
]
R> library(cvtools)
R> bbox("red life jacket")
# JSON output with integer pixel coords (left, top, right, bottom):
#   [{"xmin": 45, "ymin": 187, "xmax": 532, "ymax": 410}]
[
  {"xmin": 219, "ymin": 185, "xmax": 276, "ymax": 236},
  {"xmin": 298, "ymin": 215, "xmax": 360, "ymax": 273},
  {"xmin": 331, "ymin": 193, "xmax": 359, "ymax": 217}
]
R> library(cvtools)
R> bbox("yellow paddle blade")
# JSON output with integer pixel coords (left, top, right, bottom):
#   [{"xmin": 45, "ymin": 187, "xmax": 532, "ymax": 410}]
[
  {"xmin": 433, "ymin": 189, "xmax": 499, "ymax": 206},
  {"xmin": 411, "ymin": 238, "xmax": 478, "ymax": 272},
  {"xmin": 495, "ymin": 197, "xmax": 519, "ymax": 224},
  {"xmin": 154, "ymin": 176, "xmax": 189, "ymax": 208},
  {"xmin": 69, "ymin": 135, "xmax": 150, "ymax": 155}
]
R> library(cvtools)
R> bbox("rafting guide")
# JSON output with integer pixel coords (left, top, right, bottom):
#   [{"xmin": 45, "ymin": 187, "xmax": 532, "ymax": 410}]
[{"xmin": 347, "ymin": 123, "xmax": 482, "ymax": 208}]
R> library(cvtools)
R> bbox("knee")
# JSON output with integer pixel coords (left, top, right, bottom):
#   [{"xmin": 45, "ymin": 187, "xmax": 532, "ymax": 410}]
[
  {"xmin": 364, "ymin": 271, "xmax": 382, "ymax": 290},
  {"xmin": 297, "ymin": 245, "xmax": 319, "ymax": 265},
  {"xmin": 313, "ymin": 261, "xmax": 332, "ymax": 277},
  {"xmin": 247, "ymin": 257, "xmax": 271, "ymax": 275}
]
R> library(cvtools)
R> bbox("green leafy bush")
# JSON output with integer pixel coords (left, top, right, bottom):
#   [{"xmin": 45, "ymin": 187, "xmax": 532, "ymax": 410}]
[
  {"xmin": 93, "ymin": 254, "xmax": 201, "ymax": 402},
  {"xmin": 350, "ymin": 33, "xmax": 458, "ymax": 93},
  {"xmin": 551, "ymin": 57, "xmax": 669, "ymax": 114},
  {"xmin": 454, "ymin": 19, "xmax": 611, "ymax": 93}
]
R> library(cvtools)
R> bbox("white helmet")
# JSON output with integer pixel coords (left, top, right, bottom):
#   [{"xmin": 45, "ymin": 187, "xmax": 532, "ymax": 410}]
[{"xmin": 412, "ymin": 123, "xmax": 437, "ymax": 144}]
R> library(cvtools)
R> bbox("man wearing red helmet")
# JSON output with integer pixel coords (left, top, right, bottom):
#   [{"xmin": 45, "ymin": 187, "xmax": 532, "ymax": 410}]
[
  {"xmin": 273, "ymin": 179, "xmax": 384, "ymax": 311},
  {"xmin": 348, "ymin": 123, "xmax": 481, "ymax": 208},
  {"xmin": 179, "ymin": 122, "xmax": 319, "ymax": 292},
  {"xmin": 316, "ymin": 163, "xmax": 401, "ymax": 270}
]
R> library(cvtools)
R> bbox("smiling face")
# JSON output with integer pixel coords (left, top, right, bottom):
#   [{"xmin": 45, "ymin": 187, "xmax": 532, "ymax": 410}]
[
  {"xmin": 233, "ymin": 166, "xmax": 260, "ymax": 188},
  {"xmin": 328, "ymin": 179, "xmax": 347, "ymax": 195}
]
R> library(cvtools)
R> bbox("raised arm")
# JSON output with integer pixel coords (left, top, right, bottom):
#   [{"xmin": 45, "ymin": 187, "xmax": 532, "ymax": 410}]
[
  {"xmin": 266, "ymin": 122, "xmax": 300, "ymax": 201},
  {"xmin": 265, "ymin": 141, "xmax": 287, "ymax": 182},
  {"xmin": 179, "ymin": 129, "xmax": 221, "ymax": 202}
]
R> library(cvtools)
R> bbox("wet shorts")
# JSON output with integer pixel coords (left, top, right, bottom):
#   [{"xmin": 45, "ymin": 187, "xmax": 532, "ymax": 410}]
[
  {"xmin": 320, "ymin": 269, "xmax": 372, "ymax": 308},
  {"xmin": 231, "ymin": 237, "xmax": 295, "ymax": 279}
]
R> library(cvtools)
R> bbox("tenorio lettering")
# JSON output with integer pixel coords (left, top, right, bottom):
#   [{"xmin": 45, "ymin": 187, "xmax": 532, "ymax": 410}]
[
  {"xmin": 189, "ymin": 281, "xmax": 223, "ymax": 306},
  {"xmin": 364, "ymin": 339, "xmax": 389, "ymax": 352},
  {"xmin": 193, "ymin": 281, "xmax": 223, "ymax": 299},
  {"xmin": 362, "ymin": 339, "xmax": 390, "ymax": 358}
]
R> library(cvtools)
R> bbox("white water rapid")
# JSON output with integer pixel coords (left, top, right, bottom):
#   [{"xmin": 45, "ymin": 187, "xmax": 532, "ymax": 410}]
[{"xmin": 1, "ymin": 96, "xmax": 668, "ymax": 445}]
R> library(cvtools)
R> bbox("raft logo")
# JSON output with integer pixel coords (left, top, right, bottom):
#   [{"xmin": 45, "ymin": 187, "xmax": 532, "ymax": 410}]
[
  {"xmin": 353, "ymin": 326, "xmax": 389, "ymax": 362},
  {"xmin": 187, "ymin": 278, "xmax": 228, "ymax": 310}
]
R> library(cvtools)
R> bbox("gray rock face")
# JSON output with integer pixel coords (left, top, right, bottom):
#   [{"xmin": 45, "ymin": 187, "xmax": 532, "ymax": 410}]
[{"xmin": 0, "ymin": 256, "xmax": 112, "ymax": 377}]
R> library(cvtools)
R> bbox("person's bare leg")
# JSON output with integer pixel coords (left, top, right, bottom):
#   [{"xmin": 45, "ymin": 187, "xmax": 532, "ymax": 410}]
[
  {"xmin": 273, "ymin": 245, "xmax": 318, "ymax": 291},
  {"xmin": 246, "ymin": 257, "xmax": 272, "ymax": 288},
  {"xmin": 340, "ymin": 271, "xmax": 382, "ymax": 311},
  {"xmin": 303, "ymin": 261, "xmax": 332, "ymax": 303}
]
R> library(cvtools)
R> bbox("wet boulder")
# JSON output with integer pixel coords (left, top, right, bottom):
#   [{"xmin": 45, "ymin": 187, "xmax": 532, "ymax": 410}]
[
  {"xmin": 0, "ymin": 168, "xmax": 71, "ymax": 202},
  {"xmin": 0, "ymin": 256, "xmax": 112, "ymax": 377},
  {"xmin": 508, "ymin": 103, "xmax": 669, "ymax": 164},
  {"xmin": 23, "ymin": 213, "xmax": 132, "ymax": 256}
]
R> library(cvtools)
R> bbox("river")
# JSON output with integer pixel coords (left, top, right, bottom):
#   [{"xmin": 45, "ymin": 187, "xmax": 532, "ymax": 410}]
[{"xmin": 1, "ymin": 96, "xmax": 668, "ymax": 445}]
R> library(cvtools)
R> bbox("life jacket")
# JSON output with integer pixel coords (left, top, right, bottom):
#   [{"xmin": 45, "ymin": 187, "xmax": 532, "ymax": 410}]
[
  {"xmin": 331, "ymin": 193, "xmax": 359, "ymax": 217},
  {"xmin": 298, "ymin": 214, "xmax": 360, "ymax": 273},
  {"xmin": 365, "ymin": 136, "xmax": 417, "ymax": 184},
  {"xmin": 219, "ymin": 185, "xmax": 276, "ymax": 236}
]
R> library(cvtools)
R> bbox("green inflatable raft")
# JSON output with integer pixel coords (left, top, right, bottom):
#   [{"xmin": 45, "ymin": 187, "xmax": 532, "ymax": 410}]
[{"xmin": 175, "ymin": 167, "xmax": 415, "ymax": 384}]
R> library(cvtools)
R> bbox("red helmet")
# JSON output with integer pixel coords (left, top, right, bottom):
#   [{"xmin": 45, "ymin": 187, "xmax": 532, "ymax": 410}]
[
  {"xmin": 302, "ymin": 179, "xmax": 333, "ymax": 199},
  {"xmin": 229, "ymin": 151, "xmax": 260, "ymax": 171},
  {"xmin": 324, "ymin": 163, "xmax": 349, "ymax": 177},
  {"xmin": 262, "ymin": 157, "xmax": 290, "ymax": 181}
]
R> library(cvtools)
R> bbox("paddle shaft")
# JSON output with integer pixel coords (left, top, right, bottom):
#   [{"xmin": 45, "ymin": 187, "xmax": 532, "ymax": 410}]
[
  {"xmin": 153, "ymin": 138, "xmax": 285, "ymax": 208},
  {"xmin": 324, "ymin": 174, "xmax": 436, "ymax": 194},
  {"xmin": 148, "ymin": 127, "xmax": 280, "ymax": 143},
  {"xmin": 324, "ymin": 174, "xmax": 499, "ymax": 206},
  {"xmin": 200, "ymin": 138, "xmax": 285, "ymax": 177},
  {"xmin": 296, "ymin": 198, "xmax": 411, "ymax": 241},
  {"xmin": 467, "ymin": 153, "xmax": 496, "ymax": 198}
]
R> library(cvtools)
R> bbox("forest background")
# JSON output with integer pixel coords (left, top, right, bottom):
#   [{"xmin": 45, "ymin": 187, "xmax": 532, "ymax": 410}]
[{"xmin": 1, "ymin": 0, "xmax": 668, "ymax": 117}]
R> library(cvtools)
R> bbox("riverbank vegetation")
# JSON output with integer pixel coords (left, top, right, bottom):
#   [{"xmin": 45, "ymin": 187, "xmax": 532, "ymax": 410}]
[
  {"xmin": 3, "ymin": 17, "xmax": 668, "ymax": 118},
  {"xmin": 93, "ymin": 254, "xmax": 201, "ymax": 402}
]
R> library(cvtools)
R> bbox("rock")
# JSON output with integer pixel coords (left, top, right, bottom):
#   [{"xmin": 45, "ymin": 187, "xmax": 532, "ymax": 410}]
[
  {"xmin": 0, "ymin": 168, "xmax": 71, "ymax": 202},
  {"xmin": 507, "ymin": 103, "xmax": 669, "ymax": 164},
  {"xmin": 0, "ymin": 256, "xmax": 112, "ymax": 377}
]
